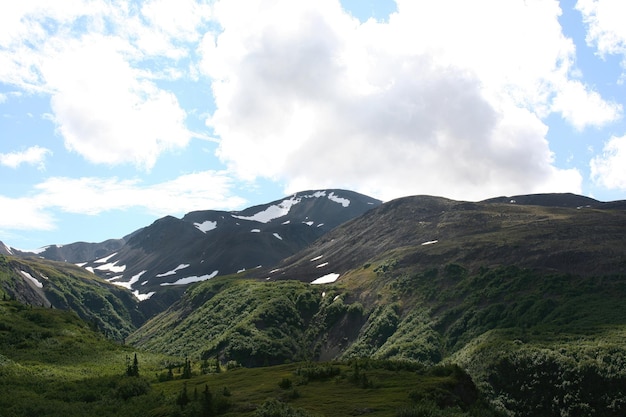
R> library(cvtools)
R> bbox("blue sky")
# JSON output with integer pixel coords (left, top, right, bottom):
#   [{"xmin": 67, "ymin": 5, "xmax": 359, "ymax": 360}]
[{"xmin": 1, "ymin": 0, "xmax": 626, "ymax": 250}]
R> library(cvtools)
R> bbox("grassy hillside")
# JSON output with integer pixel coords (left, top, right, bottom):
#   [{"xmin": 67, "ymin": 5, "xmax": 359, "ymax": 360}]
[
  {"xmin": 128, "ymin": 262, "xmax": 626, "ymax": 416},
  {"xmin": 0, "ymin": 299, "xmax": 498, "ymax": 416},
  {"xmin": 0, "ymin": 254, "xmax": 143, "ymax": 340}
]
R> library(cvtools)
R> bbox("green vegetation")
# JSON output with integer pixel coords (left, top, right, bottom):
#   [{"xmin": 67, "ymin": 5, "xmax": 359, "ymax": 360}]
[
  {"xmin": 0, "ymin": 298, "xmax": 499, "ymax": 416},
  {"xmin": 4, "ymin": 198, "xmax": 626, "ymax": 417},
  {"xmin": 127, "ymin": 263, "xmax": 626, "ymax": 417},
  {"xmin": 0, "ymin": 255, "xmax": 141, "ymax": 340}
]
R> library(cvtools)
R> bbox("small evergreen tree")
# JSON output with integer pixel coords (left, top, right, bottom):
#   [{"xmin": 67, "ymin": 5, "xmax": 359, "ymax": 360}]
[
  {"xmin": 202, "ymin": 384, "xmax": 214, "ymax": 417},
  {"xmin": 126, "ymin": 353, "xmax": 139, "ymax": 377},
  {"xmin": 176, "ymin": 383, "xmax": 190, "ymax": 409},
  {"xmin": 182, "ymin": 357, "xmax": 192, "ymax": 379}
]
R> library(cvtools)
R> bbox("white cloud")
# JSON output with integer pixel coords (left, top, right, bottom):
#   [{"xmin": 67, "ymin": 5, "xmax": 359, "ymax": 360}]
[
  {"xmin": 590, "ymin": 135, "xmax": 626, "ymax": 190},
  {"xmin": 43, "ymin": 34, "xmax": 192, "ymax": 170},
  {"xmin": 551, "ymin": 80, "xmax": 622, "ymax": 130},
  {"xmin": 0, "ymin": 146, "xmax": 51, "ymax": 169},
  {"xmin": 200, "ymin": 0, "xmax": 586, "ymax": 201},
  {"xmin": 0, "ymin": 170, "xmax": 246, "ymax": 232},
  {"xmin": 0, "ymin": 1, "xmax": 205, "ymax": 170},
  {"xmin": 577, "ymin": 0, "xmax": 626, "ymax": 61},
  {"xmin": 33, "ymin": 171, "xmax": 246, "ymax": 216},
  {"xmin": 0, "ymin": 195, "xmax": 55, "ymax": 231}
]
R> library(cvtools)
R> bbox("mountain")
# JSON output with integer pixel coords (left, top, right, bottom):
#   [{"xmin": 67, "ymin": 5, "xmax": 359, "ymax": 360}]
[
  {"xmin": 10, "ymin": 238, "xmax": 127, "ymax": 263},
  {"xmin": 73, "ymin": 189, "xmax": 381, "ymax": 311},
  {"xmin": 260, "ymin": 193, "xmax": 626, "ymax": 283},
  {"xmin": 128, "ymin": 193, "xmax": 626, "ymax": 417},
  {"xmin": 0, "ymin": 255, "xmax": 143, "ymax": 340}
]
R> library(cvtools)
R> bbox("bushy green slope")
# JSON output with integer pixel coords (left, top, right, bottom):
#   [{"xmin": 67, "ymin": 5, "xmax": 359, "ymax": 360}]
[
  {"xmin": 0, "ymin": 254, "xmax": 142, "ymax": 340},
  {"xmin": 128, "ymin": 262, "xmax": 626, "ymax": 417},
  {"xmin": 0, "ymin": 299, "xmax": 499, "ymax": 416}
]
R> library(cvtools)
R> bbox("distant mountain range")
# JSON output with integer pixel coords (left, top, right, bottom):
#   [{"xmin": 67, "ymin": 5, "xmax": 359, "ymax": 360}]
[
  {"xmin": 3, "ymin": 189, "xmax": 381, "ymax": 313},
  {"xmin": 259, "ymin": 192, "xmax": 626, "ymax": 284}
]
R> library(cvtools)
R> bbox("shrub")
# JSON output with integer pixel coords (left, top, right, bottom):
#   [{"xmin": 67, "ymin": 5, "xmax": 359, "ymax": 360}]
[
  {"xmin": 115, "ymin": 377, "xmax": 150, "ymax": 400},
  {"xmin": 254, "ymin": 398, "xmax": 313, "ymax": 417},
  {"xmin": 278, "ymin": 378, "xmax": 293, "ymax": 390}
]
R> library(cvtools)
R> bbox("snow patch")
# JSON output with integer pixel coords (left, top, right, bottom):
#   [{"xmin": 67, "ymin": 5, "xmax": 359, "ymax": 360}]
[
  {"xmin": 110, "ymin": 270, "xmax": 146, "ymax": 290},
  {"xmin": 303, "ymin": 221, "xmax": 314, "ymax": 226},
  {"xmin": 282, "ymin": 220, "xmax": 290, "ymax": 224},
  {"xmin": 20, "ymin": 271, "xmax": 43, "ymax": 288},
  {"xmin": 133, "ymin": 290, "xmax": 155, "ymax": 301},
  {"xmin": 85, "ymin": 266, "xmax": 94, "ymax": 273},
  {"xmin": 231, "ymin": 191, "xmax": 346, "ymax": 224},
  {"xmin": 237, "ymin": 268, "xmax": 246, "ymax": 273},
  {"xmin": 95, "ymin": 252, "xmax": 117, "ymax": 263},
  {"xmin": 311, "ymin": 273, "xmax": 340, "ymax": 284},
  {"xmin": 273, "ymin": 233, "xmax": 283, "ymax": 240},
  {"xmin": 251, "ymin": 229, "xmax": 261, "ymax": 233},
  {"xmin": 96, "ymin": 261, "xmax": 126, "ymax": 273},
  {"xmin": 156, "ymin": 263, "xmax": 190, "ymax": 277},
  {"xmin": 421, "ymin": 240, "xmax": 438, "ymax": 246},
  {"xmin": 25, "ymin": 245, "xmax": 50, "ymax": 254},
  {"xmin": 160, "ymin": 270, "xmax": 219, "ymax": 286},
  {"xmin": 327, "ymin": 191, "xmax": 350, "ymax": 207},
  {"xmin": 316, "ymin": 262, "xmax": 329, "ymax": 268},
  {"xmin": 194, "ymin": 220, "xmax": 217, "ymax": 233},
  {"xmin": 2, "ymin": 243, "xmax": 13, "ymax": 255},
  {"xmin": 75, "ymin": 262, "xmax": 87, "ymax": 267},
  {"xmin": 310, "ymin": 255, "xmax": 324, "ymax": 262},
  {"xmin": 232, "ymin": 195, "xmax": 302, "ymax": 223}
]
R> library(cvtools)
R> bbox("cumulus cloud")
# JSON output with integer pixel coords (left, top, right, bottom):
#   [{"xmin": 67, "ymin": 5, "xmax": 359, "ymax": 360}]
[
  {"xmin": 577, "ymin": 0, "xmax": 626, "ymax": 64},
  {"xmin": 43, "ymin": 34, "xmax": 192, "ymax": 169},
  {"xmin": 33, "ymin": 171, "xmax": 246, "ymax": 216},
  {"xmin": 0, "ymin": 0, "xmax": 203, "ymax": 170},
  {"xmin": 590, "ymin": 135, "xmax": 626, "ymax": 190},
  {"xmin": 0, "ymin": 170, "xmax": 246, "ymax": 232},
  {"xmin": 551, "ymin": 80, "xmax": 622, "ymax": 129},
  {"xmin": 200, "ymin": 0, "xmax": 590, "ymax": 201},
  {"xmin": 0, "ymin": 196, "xmax": 56, "ymax": 231},
  {"xmin": 0, "ymin": 146, "xmax": 51, "ymax": 169}
]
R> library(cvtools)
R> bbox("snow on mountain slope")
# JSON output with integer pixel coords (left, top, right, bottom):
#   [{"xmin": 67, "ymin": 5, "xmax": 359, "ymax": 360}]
[{"xmin": 73, "ymin": 189, "xmax": 381, "ymax": 306}]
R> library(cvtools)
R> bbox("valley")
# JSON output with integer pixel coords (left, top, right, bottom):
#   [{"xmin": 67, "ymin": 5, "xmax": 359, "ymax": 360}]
[{"xmin": 1, "ymin": 189, "xmax": 625, "ymax": 416}]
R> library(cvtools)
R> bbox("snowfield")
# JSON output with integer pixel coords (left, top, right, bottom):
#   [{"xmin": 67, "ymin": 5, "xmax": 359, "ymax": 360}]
[
  {"xmin": 95, "ymin": 261, "xmax": 126, "ymax": 273},
  {"xmin": 110, "ymin": 270, "xmax": 146, "ymax": 290},
  {"xmin": 160, "ymin": 270, "xmax": 219, "ymax": 286},
  {"xmin": 20, "ymin": 270, "xmax": 43, "ymax": 288},
  {"xmin": 232, "ymin": 190, "xmax": 351, "ymax": 223},
  {"xmin": 94, "ymin": 252, "xmax": 117, "ymax": 263},
  {"xmin": 156, "ymin": 263, "xmax": 190, "ymax": 277},
  {"xmin": 194, "ymin": 220, "xmax": 217, "ymax": 233},
  {"xmin": 327, "ymin": 191, "xmax": 350, "ymax": 207},
  {"xmin": 311, "ymin": 273, "xmax": 340, "ymax": 284}
]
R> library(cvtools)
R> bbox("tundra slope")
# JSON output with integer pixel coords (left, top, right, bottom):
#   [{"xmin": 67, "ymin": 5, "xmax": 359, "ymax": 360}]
[
  {"xmin": 263, "ymin": 193, "xmax": 626, "ymax": 283},
  {"xmin": 129, "ymin": 193, "xmax": 626, "ymax": 417}
]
